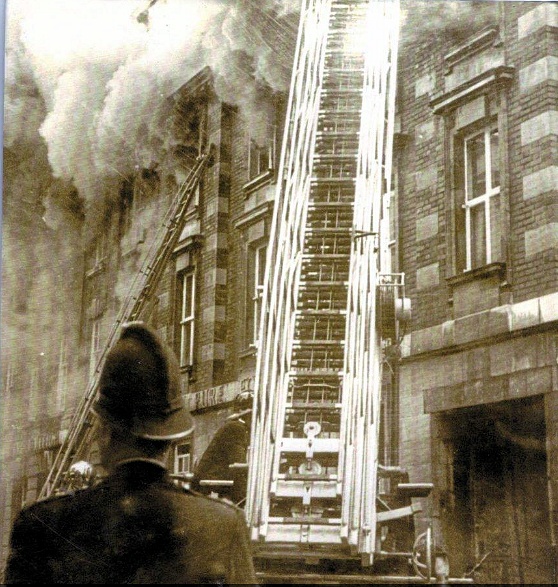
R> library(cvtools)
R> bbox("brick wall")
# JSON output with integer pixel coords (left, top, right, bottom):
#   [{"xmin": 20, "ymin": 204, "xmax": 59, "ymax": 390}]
[
  {"xmin": 506, "ymin": 1, "xmax": 558, "ymax": 301},
  {"xmin": 398, "ymin": 1, "xmax": 558, "ymax": 331},
  {"xmin": 398, "ymin": 34, "xmax": 452, "ymax": 330}
]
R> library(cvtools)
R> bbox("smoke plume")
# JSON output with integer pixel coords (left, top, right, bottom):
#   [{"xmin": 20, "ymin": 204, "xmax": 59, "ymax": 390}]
[{"xmin": 1, "ymin": 0, "xmax": 298, "ymax": 430}]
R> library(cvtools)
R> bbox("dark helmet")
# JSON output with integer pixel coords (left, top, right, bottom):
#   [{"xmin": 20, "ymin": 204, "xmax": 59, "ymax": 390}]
[{"xmin": 93, "ymin": 321, "xmax": 194, "ymax": 440}]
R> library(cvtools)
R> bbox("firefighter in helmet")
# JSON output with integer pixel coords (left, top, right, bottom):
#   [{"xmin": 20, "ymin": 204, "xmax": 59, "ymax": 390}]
[{"xmin": 5, "ymin": 322, "xmax": 256, "ymax": 584}]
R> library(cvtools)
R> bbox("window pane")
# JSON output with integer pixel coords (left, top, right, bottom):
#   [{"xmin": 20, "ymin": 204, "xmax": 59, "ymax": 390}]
[
  {"xmin": 175, "ymin": 443, "xmax": 191, "ymax": 474},
  {"xmin": 490, "ymin": 128, "xmax": 500, "ymax": 189},
  {"xmin": 466, "ymin": 133, "xmax": 486, "ymax": 199},
  {"xmin": 249, "ymin": 140, "xmax": 260, "ymax": 178},
  {"xmin": 246, "ymin": 252, "xmax": 256, "ymax": 345},
  {"xmin": 246, "ymin": 245, "xmax": 267, "ymax": 346},
  {"xmin": 180, "ymin": 321, "xmax": 192, "ymax": 366},
  {"xmin": 185, "ymin": 274, "xmax": 194, "ymax": 317},
  {"xmin": 259, "ymin": 147, "xmax": 270, "ymax": 173},
  {"xmin": 257, "ymin": 246, "xmax": 267, "ymax": 287},
  {"xmin": 470, "ymin": 202, "xmax": 487, "ymax": 268},
  {"xmin": 490, "ymin": 194, "xmax": 501, "ymax": 262},
  {"xmin": 178, "ymin": 269, "xmax": 195, "ymax": 367}
]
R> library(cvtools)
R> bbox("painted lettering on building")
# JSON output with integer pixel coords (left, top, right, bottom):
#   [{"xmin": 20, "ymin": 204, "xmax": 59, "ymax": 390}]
[{"xmin": 188, "ymin": 377, "xmax": 254, "ymax": 411}]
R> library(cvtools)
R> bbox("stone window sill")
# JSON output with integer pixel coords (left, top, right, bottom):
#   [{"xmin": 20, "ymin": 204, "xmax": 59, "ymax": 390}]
[
  {"xmin": 239, "ymin": 346, "xmax": 257, "ymax": 359},
  {"xmin": 243, "ymin": 170, "xmax": 275, "ymax": 195},
  {"xmin": 446, "ymin": 261, "xmax": 507, "ymax": 288}
]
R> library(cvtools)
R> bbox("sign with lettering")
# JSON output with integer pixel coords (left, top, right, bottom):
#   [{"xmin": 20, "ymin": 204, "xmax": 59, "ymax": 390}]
[{"xmin": 188, "ymin": 377, "xmax": 254, "ymax": 412}]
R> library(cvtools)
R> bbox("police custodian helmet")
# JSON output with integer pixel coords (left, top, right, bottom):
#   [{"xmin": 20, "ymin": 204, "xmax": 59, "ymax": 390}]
[{"xmin": 93, "ymin": 321, "xmax": 194, "ymax": 441}]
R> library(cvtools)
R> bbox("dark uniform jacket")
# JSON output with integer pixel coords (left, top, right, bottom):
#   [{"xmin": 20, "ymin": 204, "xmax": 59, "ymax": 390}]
[{"xmin": 5, "ymin": 461, "xmax": 257, "ymax": 584}]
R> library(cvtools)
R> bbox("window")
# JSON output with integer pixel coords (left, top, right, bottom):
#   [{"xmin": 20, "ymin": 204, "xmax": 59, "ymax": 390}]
[
  {"xmin": 456, "ymin": 121, "xmax": 501, "ymax": 272},
  {"xmin": 246, "ymin": 243, "xmax": 267, "ymax": 347},
  {"xmin": 174, "ymin": 442, "xmax": 191, "ymax": 475},
  {"xmin": 177, "ymin": 267, "xmax": 196, "ymax": 368},
  {"xmin": 54, "ymin": 341, "xmax": 68, "ymax": 415},
  {"xmin": 89, "ymin": 318, "xmax": 102, "ymax": 379},
  {"xmin": 248, "ymin": 128, "xmax": 275, "ymax": 181},
  {"xmin": 86, "ymin": 234, "xmax": 106, "ymax": 275}
]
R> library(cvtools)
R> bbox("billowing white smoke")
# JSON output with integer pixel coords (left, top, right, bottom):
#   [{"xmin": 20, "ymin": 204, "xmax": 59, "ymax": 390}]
[
  {"xmin": 5, "ymin": 0, "xmax": 298, "ymax": 206},
  {"xmin": 1, "ymin": 0, "xmax": 300, "ymax": 426}
]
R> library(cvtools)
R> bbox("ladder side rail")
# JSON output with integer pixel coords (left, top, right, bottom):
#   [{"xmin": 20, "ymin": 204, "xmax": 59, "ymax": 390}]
[
  {"xmin": 362, "ymin": 1, "xmax": 400, "ymax": 557},
  {"xmin": 263, "ymin": 0, "xmax": 333, "ymax": 537},
  {"xmin": 338, "ymin": 2, "xmax": 373, "ymax": 547},
  {"xmin": 246, "ymin": 0, "xmax": 309, "ymax": 527},
  {"xmin": 266, "ymin": 2, "xmax": 331, "ymax": 448},
  {"xmin": 362, "ymin": 0, "xmax": 401, "ymax": 561},
  {"xmin": 247, "ymin": 0, "xmax": 332, "ymax": 535},
  {"xmin": 357, "ymin": 0, "xmax": 391, "ymax": 560},
  {"xmin": 39, "ymin": 151, "xmax": 211, "ymax": 500},
  {"xmin": 338, "ymin": 0, "xmax": 400, "ymax": 561},
  {"xmin": 253, "ymin": 33, "xmax": 323, "ymax": 539}
]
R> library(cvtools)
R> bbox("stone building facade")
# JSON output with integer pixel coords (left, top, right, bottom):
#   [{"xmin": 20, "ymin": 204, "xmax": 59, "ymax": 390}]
[{"xmin": 396, "ymin": 2, "xmax": 558, "ymax": 583}]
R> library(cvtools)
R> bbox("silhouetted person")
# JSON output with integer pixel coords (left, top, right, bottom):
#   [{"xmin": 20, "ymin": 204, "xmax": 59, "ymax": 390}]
[
  {"xmin": 5, "ymin": 322, "xmax": 257, "ymax": 584},
  {"xmin": 191, "ymin": 420, "xmax": 249, "ymax": 504}
]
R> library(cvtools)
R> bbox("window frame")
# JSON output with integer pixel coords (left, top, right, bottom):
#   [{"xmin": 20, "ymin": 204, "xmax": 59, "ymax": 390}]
[
  {"xmin": 174, "ymin": 442, "xmax": 191, "ymax": 475},
  {"xmin": 248, "ymin": 123, "xmax": 276, "ymax": 182},
  {"xmin": 462, "ymin": 123, "xmax": 501, "ymax": 271},
  {"xmin": 85, "ymin": 233, "xmax": 107, "ymax": 276},
  {"xmin": 177, "ymin": 265, "xmax": 197, "ymax": 370},
  {"xmin": 245, "ymin": 241, "xmax": 267, "ymax": 349},
  {"xmin": 89, "ymin": 318, "xmax": 102, "ymax": 380}
]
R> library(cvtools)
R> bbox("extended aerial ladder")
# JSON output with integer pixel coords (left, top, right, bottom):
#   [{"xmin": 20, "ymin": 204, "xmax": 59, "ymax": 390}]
[
  {"xmin": 37, "ymin": 0, "xmax": 469, "ymax": 581},
  {"xmin": 237, "ymin": 0, "xmax": 466, "ymax": 582},
  {"xmin": 247, "ymin": 0, "xmax": 399, "ymax": 559},
  {"xmin": 38, "ymin": 148, "xmax": 213, "ymax": 500}
]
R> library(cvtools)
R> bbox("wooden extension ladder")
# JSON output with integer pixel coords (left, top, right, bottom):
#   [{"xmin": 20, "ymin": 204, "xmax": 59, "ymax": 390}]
[{"xmin": 38, "ymin": 147, "xmax": 213, "ymax": 500}]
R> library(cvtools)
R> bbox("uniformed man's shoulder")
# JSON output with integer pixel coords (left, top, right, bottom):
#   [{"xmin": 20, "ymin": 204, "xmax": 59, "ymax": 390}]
[
  {"xmin": 25, "ymin": 489, "xmax": 83, "ymax": 509},
  {"xmin": 13, "ymin": 488, "xmax": 89, "ymax": 527}
]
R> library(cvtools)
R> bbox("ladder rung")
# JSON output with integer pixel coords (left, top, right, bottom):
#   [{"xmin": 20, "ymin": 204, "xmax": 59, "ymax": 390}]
[
  {"xmin": 268, "ymin": 516, "xmax": 341, "ymax": 525},
  {"xmin": 280, "ymin": 437, "xmax": 340, "ymax": 453},
  {"xmin": 272, "ymin": 480, "xmax": 338, "ymax": 499},
  {"xmin": 301, "ymin": 253, "xmax": 350, "ymax": 259},
  {"xmin": 292, "ymin": 340, "xmax": 344, "ymax": 346},
  {"xmin": 286, "ymin": 402, "xmax": 342, "ymax": 410},
  {"xmin": 315, "ymin": 131, "xmax": 359, "ymax": 137},
  {"xmin": 277, "ymin": 473, "xmax": 338, "ymax": 481},
  {"xmin": 305, "ymin": 228, "xmax": 351, "ymax": 234},
  {"xmin": 264, "ymin": 523, "xmax": 342, "ymax": 544},
  {"xmin": 289, "ymin": 370, "xmax": 342, "ymax": 377},
  {"xmin": 311, "ymin": 177, "xmax": 356, "ymax": 184},
  {"xmin": 376, "ymin": 503, "xmax": 422, "ymax": 523},
  {"xmin": 295, "ymin": 309, "xmax": 346, "ymax": 315},
  {"xmin": 313, "ymin": 153, "xmax": 357, "ymax": 161},
  {"xmin": 324, "ymin": 68, "xmax": 364, "ymax": 75},
  {"xmin": 308, "ymin": 203, "xmax": 354, "ymax": 210},
  {"xmin": 299, "ymin": 281, "xmax": 348, "ymax": 288}
]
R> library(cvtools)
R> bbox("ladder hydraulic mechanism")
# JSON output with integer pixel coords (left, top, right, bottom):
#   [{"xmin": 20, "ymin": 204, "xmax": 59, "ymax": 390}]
[
  {"xmin": 246, "ymin": 0, "xmax": 405, "ymax": 567},
  {"xmin": 38, "ymin": 147, "xmax": 213, "ymax": 500}
]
